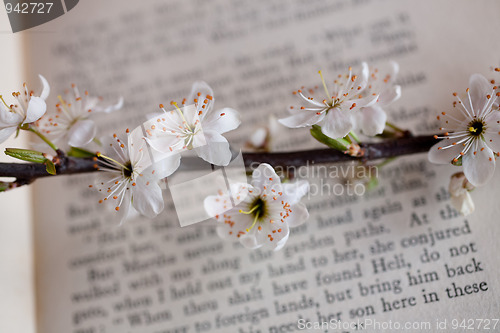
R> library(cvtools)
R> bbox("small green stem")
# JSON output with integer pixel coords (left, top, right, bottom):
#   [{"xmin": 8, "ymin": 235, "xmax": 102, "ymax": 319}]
[
  {"xmin": 386, "ymin": 122, "xmax": 406, "ymax": 133},
  {"xmin": 343, "ymin": 135, "xmax": 353, "ymax": 144},
  {"xmin": 349, "ymin": 131, "xmax": 361, "ymax": 143},
  {"xmin": 26, "ymin": 126, "xmax": 58, "ymax": 152}
]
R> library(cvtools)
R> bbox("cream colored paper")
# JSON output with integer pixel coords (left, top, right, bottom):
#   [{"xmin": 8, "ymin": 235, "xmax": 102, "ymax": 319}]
[{"xmin": 25, "ymin": 1, "xmax": 500, "ymax": 332}]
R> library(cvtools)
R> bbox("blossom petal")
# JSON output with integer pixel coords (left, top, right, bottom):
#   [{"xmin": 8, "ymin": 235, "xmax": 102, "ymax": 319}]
[
  {"xmin": 38, "ymin": 75, "xmax": 50, "ymax": 100},
  {"xmin": 205, "ymin": 196, "xmax": 229, "ymax": 218},
  {"xmin": 483, "ymin": 111, "xmax": 500, "ymax": 152},
  {"xmin": 215, "ymin": 208, "xmax": 254, "ymax": 240},
  {"xmin": 152, "ymin": 154, "xmax": 182, "ymax": 179},
  {"xmin": 469, "ymin": 74, "xmax": 492, "ymax": 116},
  {"xmin": 132, "ymin": 179, "xmax": 164, "ymax": 218},
  {"xmin": 253, "ymin": 217, "xmax": 290, "ymax": 251},
  {"xmin": 94, "ymin": 97, "xmax": 124, "ymax": 113},
  {"xmin": 356, "ymin": 105, "xmax": 387, "ymax": 136},
  {"xmin": 0, "ymin": 108, "xmax": 23, "ymax": 127},
  {"xmin": 0, "ymin": 126, "xmax": 17, "ymax": 144},
  {"xmin": 356, "ymin": 62, "xmax": 369, "ymax": 91},
  {"xmin": 300, "ymin": 97, "xmax": 326, "ymax": 108},
  {"xmin": 387, "ymin": 60, "xmax": 399, "ymax": 80},
  {"xmin": 279, "ymin": 111, "xmax": 325, "ymax": 128},
  {"xmin": 191, "ymin": 130, "xmax": 208, "ymax": 149},
  {"xmin": 240, "ymin": 234, "xmax": 262, "ymax": 250},
  {"xmin": 463, "ymin": 140, "xmax": 496, "ymax": 187},
  {"xmin": 251, "ymin": 163, "xmax": 280, "ymax": 191},
  {"xmin": 181, "ymin": 103, "xmax": 197, "ymax": 123},
  {"xmin": 98, "ymin": 134, "xmax": 129, "ymax": 164},
  {"xmin": 320, "ymin": 108, "xmax": 354, "ymax": 139},
  {"xmin": 83, "ymin": 96, "xmax": 100, "ymax": 111},
  {"xmin": 449, "ymin": 173, "xmax": 468, "ymax": 196},
  {"xmin": 348, "ymin": 93, "xmax": 379, "ymax": 111},
  {"xmin": 187, "ymin": 81, "xmax": 214, "ymax": 105},
  {"xmin": 281, "ymin": 180, "xmax": 309, "ymax": 205},
  {"xmin": 67, "ymin": 119, "xmax": 97, "ymax": 147},
  {"xmin": 23, "ymin": 97, "xmax": 47, "ymax": 124},
  {"xmin": 145, "ymin": 135, "xmax": 182, "ymax": 154},
  {"xmin": 428, "ymin": 140, "xmax": 464, "ymax": 164},
  {"xmin": 274, "ymin": 232, "xmax": 290, "ymax": 251},
  {"xmin": 216, "ymin": 217, "xmax": 248, "ymax": 241},
  {"xmin": 285, "ymin": 202, "xmax": 309, "ymax": 228},
  {"xmin": 378, "ymin": 85, "xmax": 401, "ymax": 106},
  {"xmin": 195, "ymin": 130, "xmax": 232, "ymax": 166},
  {"xmin": 116, "ymin": 193, "xmax": 132, "ymax": 225},
  {"xmin": 450, "ymin": 192, "xmax": 475, "ymax": 216},
  {"xmin": 270, "ymin": 224, "xmax": 290, "ymax": 251},
  {"xmin": 202, "ymin": 107, "xmax": 241, "ymax": 134}
]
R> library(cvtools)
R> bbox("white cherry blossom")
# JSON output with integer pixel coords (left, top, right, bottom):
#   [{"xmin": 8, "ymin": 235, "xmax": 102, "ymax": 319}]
[
  {"xmin": 0, "ymin": 75, "xmax": 50, "ymax": 143},
  {"xmin": 40, "ymin": 84, "xmax": 123, "ymax": 147},
  {"xmin": 204, "ymin": 163, "xmax": 309, "ymax": 251},
  {"xmin": 279, "ymin": 63, "xmax": 379, "ymax": 139},
  {"xmin": 428, "ymin": 73, "xmax": 500, "ymax": 187},
  {"xmin": 145, "ymin": 81, "xmax": 240, "ymax": 166},
  {"xmin": 91, "ymin": 130, "xmax": 172, "ymax": 223}
]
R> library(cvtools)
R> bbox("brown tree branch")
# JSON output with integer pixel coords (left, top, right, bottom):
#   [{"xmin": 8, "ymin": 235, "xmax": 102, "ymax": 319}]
[
  {"xmin": 243, "ymin": 134, "xmax": 436, "ymax": 168},
  {"xmin": 0, "ymin": 135, "xmax": 437, "ymax": 191}
]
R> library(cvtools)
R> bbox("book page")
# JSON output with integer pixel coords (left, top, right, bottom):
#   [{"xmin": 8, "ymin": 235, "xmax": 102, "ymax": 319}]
[
  {"xmin": 0, "ymin": 10, "xmax": 36, "ymax": 333},
  {"xmin": 28, "ymin": 1, "xmax": 500, "ymax": 332}
]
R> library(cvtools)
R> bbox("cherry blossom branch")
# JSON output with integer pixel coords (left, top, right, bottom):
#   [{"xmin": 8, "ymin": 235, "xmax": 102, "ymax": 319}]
[
  {"xmin": 0, "ymin": 134, "xmax": 436, "ymax": 191},
  {"xmin": 243, "ymin": 134, "xmax": 436, "ymax": 168},
  {"xmin": 0, "ymin": 156, "xmax": 97, "ymax": 191}
]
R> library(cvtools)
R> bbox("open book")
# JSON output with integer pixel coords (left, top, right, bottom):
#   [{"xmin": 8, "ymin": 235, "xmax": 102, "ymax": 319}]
[{"xmin": 1, "ymin": 0, "xmax": 500, "ymax": 332}]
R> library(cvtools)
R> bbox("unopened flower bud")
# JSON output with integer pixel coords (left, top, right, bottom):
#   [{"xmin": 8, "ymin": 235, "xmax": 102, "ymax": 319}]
[{"xmin": 449, "ymin": 172, "xmax": 475, "ymax": 216}]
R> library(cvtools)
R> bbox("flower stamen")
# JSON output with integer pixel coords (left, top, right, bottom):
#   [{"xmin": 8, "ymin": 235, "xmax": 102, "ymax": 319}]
[
  {"xmin": 0, "ymin": 95, "xmax": 11, "ymax": 110},
  {"xmin": 239, "ymin": 205, "xmax": 259, "ymax": 215},
  {"xmin": 96, "ymin": 152, "xmax": 131, "ymax": 172},
  {"xmin": 467, "ymin": 120, "xmax": 484, "ymax": 136},
  {"xmin": 246, "ymin": 212, "xmax": 260, "ymax": 233},
  {"xmin": 171, "ymin": 101, "xmax": 193, "ymax": 132},
  {"xmin": 318, "ymin": 70, "xmax": 332, "ymax": 105},
  {"xmin": 57, "ymin": 95, "xmax": 73, "ymax": 119}
]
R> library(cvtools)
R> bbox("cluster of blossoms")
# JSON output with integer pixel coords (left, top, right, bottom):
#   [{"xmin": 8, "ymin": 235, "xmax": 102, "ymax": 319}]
[
  {"xmin": 2, "ymin": 64, "xmax": 499, "ymax": 248},
  {"xmin": 429, "ymin": 68, "xmax": 500, "ymax": 215},
  {"xmin": 91, "ymin": 82, "xmax": 242, "ymax": 221},
  {"xmin": 85, "ymin": 82, "xmax": 310, "ymax": 250}
]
